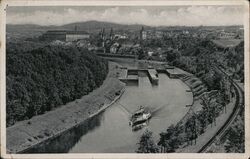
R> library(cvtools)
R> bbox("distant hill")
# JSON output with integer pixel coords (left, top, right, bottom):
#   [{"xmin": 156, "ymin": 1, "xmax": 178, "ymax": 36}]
[
  {"xmin": 7, "ymin": 21, "xmax": 244, "ymax": 33},
  {"xmin": 7, "ymin": 24, "xmax": 56, "ymax": 33},
  {"xmin": 7, "ymin": 21, "xmax": 151, "ymax": 36},
  {"xmin": 60, "ymin": 20, "xmax": 151, "ymax": 33},
  {"xmin": 7, "ymin": 24, "xmax": 58, "ymax": 40}
]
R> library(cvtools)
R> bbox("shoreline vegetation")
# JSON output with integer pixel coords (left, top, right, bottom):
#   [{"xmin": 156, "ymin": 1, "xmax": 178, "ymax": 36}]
[
  {"xmin": 6, "ymin": 43, "xmax": 125, "ymax": 153},
  {"xmin": 137, "ymin": 67, "xmax": 243, "ymax": 153},
  {"xmin": 137, "ymin": 41, "xmax": 244, "ymax": 153}
]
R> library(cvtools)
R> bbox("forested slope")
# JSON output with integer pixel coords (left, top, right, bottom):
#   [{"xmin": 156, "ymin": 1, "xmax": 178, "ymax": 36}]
[{"xmin": 6, "ymin": 43, "xmax": 108, "ymax": 126}]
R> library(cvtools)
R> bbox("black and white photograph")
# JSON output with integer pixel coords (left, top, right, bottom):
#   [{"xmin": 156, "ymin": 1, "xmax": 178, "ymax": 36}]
[{"xmin": 0, "ymin": 0, "xmax": 249, "ymax": 158}]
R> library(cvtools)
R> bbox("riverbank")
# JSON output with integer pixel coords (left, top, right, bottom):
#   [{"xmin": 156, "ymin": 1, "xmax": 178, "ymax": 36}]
[
  {"xmin": 6, "ymin": 62, "xmax": 125, "ymax": 153},
  {"xmin": 174, "ymin": 69, "xmax": 240, "ymax": 153},
  {"xmin": 155, "ymin": 65, "xmax": 239, "ymax": 153},
  {"xmin": 176, "ymin": 89, "xmax": 237, "ymax": 153}
]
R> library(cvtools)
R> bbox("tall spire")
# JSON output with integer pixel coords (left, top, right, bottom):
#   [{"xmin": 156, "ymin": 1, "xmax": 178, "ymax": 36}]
[
  {"xmin": 101, "ymin": 28, "xmax": 105, "ymax": 39},
  {"xmin": 110, "ymin": 28, "xmax": 113, "ymax": 40},
  {"xmin": 140, "ymin": 26, "xmax": 144, "ymax": 40}
]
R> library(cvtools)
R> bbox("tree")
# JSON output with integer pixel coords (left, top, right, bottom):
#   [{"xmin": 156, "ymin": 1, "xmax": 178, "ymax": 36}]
[
  {"xmin": 158, "ymin": 125, "xmax": 180, "ymax": 152},
  {"xmin": 185, "ymin": 115, "xmax": 197, "ymax": 145},
  {"xmin": 166, "ymin": 50, "xmax": 180, "ymax": 66},
  {"xmin": 194, "ymin": 48, "xmax": 200, "ymax": 56},
  {"xmin": 6, "ymin": 43, "xmax": 109, "ymax": 126},
  {"xmin": 216, "ymin": 91, "xmax": 227, "ymax": 113},
  {"xmin": 196, "ymin": 110, "xmax": 207, "ymax": 134},
  {"xmin": 137, "ymin": 130, "xmax": 159, "ymax": 153},
  {"xmin": 224, "ymin": 116, "xmax": 244, "ymax": 153},
  {"xmin": 138, "ymin": 49, "xmax": 146, "ymax": 60},
  {"xmin": 200, "ymin": 92, "xmax": 223, "ymax": 128},
  {"xmin": 200, "ymin": 95, "xmax": 215, "ymax": 127},
  {"xmin": 200, "ymin": 95, "xmax": 211, "ymax": 125}
]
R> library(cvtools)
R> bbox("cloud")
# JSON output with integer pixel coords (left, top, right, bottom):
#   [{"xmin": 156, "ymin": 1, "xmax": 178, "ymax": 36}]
[{"xmin": 7, "ymin": 6, "xmax": 244, "ymax": 26}]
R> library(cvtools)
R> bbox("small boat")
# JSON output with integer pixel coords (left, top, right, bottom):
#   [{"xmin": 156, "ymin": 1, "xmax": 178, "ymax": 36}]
[{"xmin": 129, "ymin": 106, "xmax": 151, "ymax": 131}]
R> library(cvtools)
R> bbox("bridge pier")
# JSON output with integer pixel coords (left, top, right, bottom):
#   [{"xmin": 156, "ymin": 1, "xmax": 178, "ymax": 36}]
[
  {"xmin": 147, "ymin": 69, "xmax": 159, "ymax": 85},
  {"xmin": 118, "ymin": 68, "xmax": 159, "ymax": 85}
]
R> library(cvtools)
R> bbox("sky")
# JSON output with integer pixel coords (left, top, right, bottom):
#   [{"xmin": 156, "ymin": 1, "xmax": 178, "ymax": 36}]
[{"xmin": 6, "ymin": 6, "xmax": 244, "ymax": 26}]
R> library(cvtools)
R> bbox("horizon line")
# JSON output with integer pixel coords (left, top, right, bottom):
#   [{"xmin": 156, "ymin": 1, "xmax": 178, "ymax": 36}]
[{"xmin": 6, "ymin": 20, "xmax": 244, "ymax": 28}]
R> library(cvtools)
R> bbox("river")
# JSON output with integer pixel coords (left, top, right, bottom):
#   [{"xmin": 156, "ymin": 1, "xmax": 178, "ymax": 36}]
[{"xmin": 25, "ymin": 68, "xmax": 192, "ymax": 153}]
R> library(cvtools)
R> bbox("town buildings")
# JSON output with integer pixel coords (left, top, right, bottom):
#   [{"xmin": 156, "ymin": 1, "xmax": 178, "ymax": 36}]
[
  {"xmin": 65, "ymin": 31, "xmax": 90, "ymax": 42},
  {"xmin": 41, "ymin": 27, "xmax": 90, "ymax": 42},
  {"xmin": 41, "ymin": 30, "xmax": 66, "ymax": 41},
  {"xmin": 218, "ymin": 31, "xmax": 237, "ymax": 39},
  {"xmin": 139, "ymin": 27, "xmax": 164, "ymax": 40}
]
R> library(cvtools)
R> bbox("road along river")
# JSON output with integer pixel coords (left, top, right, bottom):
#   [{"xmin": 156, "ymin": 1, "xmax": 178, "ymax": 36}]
[{"xmin": 25, "ymin": 67, "xmax": 193, "ymax": 153}]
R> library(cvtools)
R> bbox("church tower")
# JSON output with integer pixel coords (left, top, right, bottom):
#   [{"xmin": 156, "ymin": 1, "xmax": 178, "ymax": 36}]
[
  {"xmin": 110, "ymin": 28, "xmax": 114, "ymax": 40},
  {"xmin": 140, "ymin": 26, "xmax": 147, "ymax": 40}
]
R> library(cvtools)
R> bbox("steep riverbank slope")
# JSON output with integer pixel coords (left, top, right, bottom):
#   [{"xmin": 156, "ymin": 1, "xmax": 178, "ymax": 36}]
[
  {"xmin": 6, "ymin": 62, "xmax": 125, "ymax": 153},
  {"xmin": 6, "ymin": 44, "xmax": 110, "ymax": 127}
]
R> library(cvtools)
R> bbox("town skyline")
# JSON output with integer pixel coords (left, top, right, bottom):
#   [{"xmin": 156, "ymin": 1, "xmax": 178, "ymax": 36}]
[{"xmin": 7, "ymin": 5, "xmax": 244, "ymax": 27}]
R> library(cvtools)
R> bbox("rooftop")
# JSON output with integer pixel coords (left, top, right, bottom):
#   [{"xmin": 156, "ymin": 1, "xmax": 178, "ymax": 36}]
[
  {"xmin": 66, "ymin": 31, "xmax": 89, "ymax": 35},
  {"xmin": 45, "ymin": 30, "xmax": 89, "ymax": 35}
]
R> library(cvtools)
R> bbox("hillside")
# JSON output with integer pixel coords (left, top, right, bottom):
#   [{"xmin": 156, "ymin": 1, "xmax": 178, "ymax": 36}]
[
  {"xmin": 6, "ymin": 42, "xmax": 109, "ymax": 126},
  {"xmin": 60, "ymin": 20, "xmax": 150, "ymax": 32},
  {"xmin": 178, "ymin": 39, "xmax": 244, "ymax": 82}
]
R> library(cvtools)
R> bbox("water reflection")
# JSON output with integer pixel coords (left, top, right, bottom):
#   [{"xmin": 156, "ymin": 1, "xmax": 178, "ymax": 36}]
[
  {"xmin": 69, "ymin": 73, "xmax": 192, "ymax": 153},
  {"xmin": 25, "ymin": 72, "xmax": 192, "ymax": 153},
  {"xmin": 24, "ymin": 113, "xmax": 103, "ymax": 153}
]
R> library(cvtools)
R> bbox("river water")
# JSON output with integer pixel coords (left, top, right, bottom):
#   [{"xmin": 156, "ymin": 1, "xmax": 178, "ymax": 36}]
[
  {"xmin": 26, "ymin": 67, "xmax": 192, "ymax": 153},
  {"xmin": 68, "ymin": 72, "xmax": 192, "ymax": 153}
]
